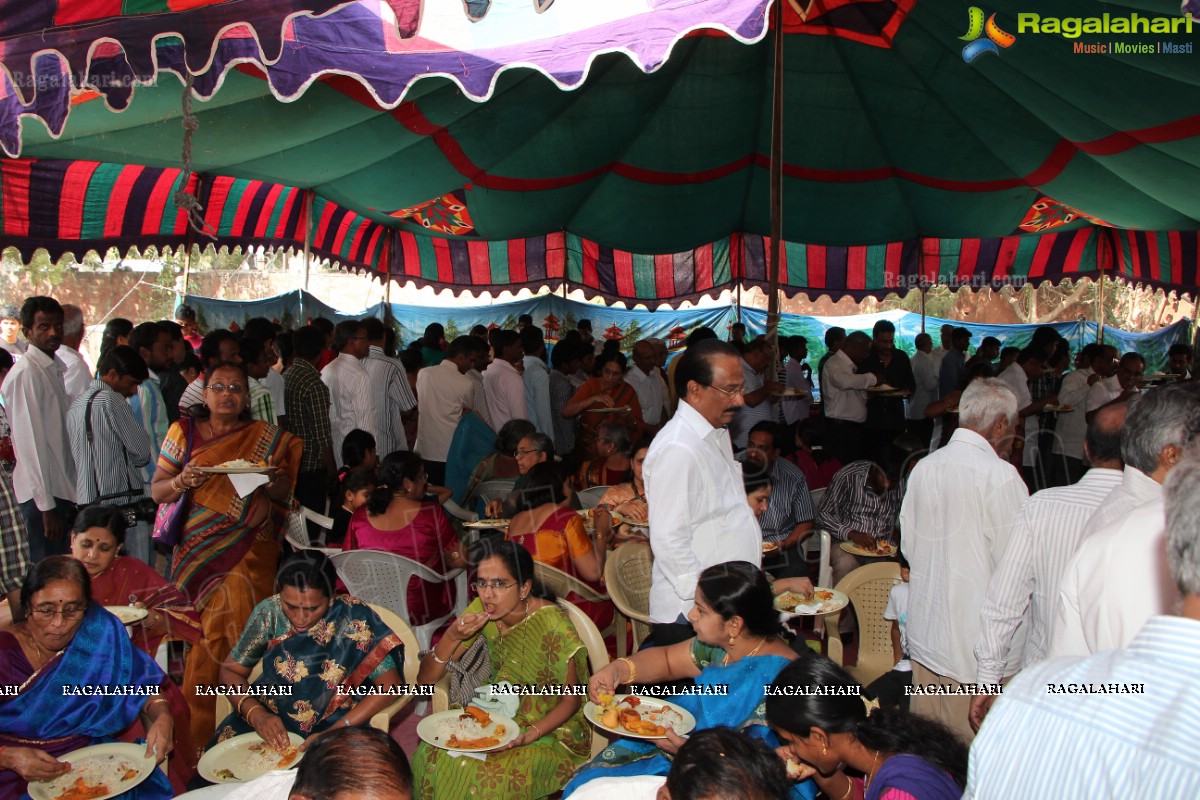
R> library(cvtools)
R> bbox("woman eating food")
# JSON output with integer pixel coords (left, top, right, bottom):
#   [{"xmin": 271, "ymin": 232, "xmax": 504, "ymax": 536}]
[{"xmin": 592, "ymin": 440, "xmax": 651, "ymax": 548}]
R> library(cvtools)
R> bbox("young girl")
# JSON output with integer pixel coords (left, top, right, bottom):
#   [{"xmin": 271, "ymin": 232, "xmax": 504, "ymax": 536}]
[{"xmin": 329, "ymin": 468, "xmax": 377, "ymax": 547}]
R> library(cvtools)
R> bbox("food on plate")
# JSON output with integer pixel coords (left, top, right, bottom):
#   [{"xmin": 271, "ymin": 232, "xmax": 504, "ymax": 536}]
[
  {"xmin": 215, "ymin": 769, "xmax": 237, "ymax": 781},
  {"xmin": 762, "ymin": 541, "xmax": 780, "ymax": 553},
  {"xmin": 247, "ymin": 741, "xmax": 300, "ymax": 769},
  {"xmin": 595, "ymin": 695, "xmax": 679, "ymax": 737},
  {"xmin": 57, "ymin": 777, "xmax": 110, "ymax": 800},
  {"xmin": 216, "ymin": 459, "xmax": 268, "ymax": 468},
  {"xmin": 462, "ymin": 706, "xmax": 492, "ymax": 726}
]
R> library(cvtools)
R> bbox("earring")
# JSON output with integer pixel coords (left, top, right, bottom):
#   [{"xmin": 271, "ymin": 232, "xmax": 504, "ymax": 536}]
[
  {"xmin": 821, "ymin": 741, "xmax": 828, "ymax": 756},
  {"xmin": 728, "ymin": 635, "xmax": 737, "ymax": 647}
]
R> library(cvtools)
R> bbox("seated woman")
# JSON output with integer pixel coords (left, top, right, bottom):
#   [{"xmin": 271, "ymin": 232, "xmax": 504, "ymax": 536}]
[
  {"xmin": 485, "ymin": 431, "xmax": 553, "ymax": 520},
  {"xmin": 765, "ymin": 656, "xmax": 967, "ymax": 800},
  {"xmin": 744, "ymin": 462, "xmax": 773, "ymax": 519},
  {"xmin": 592, "ymin": 440, "xmax": 650, "ymax": 548},
  {"xmin": 573, "ymin": 421, "xmax": 634, "ymax": 491},
  {"xmin": 785, "ymin": 419, "xmax": 842, "ymax": 491},
  {"xmin": 343, "ymin": 452, "xmax": 466, "ymax": 627},
  {"xmin": 412, "ymin": 540, "xmax": 591, "ymax": 799},
  {"xmin": 210, "ymin": 553, "xmax": 405, "ymax": 750},
  {"xmin": 505, "ymin": 463, "xmax": 612, "ymax": 631},
  {"xmin": 564, "ymin": 561, "xmax": 815, "ymax": 800},
  {"xmin": 464, "ymin": 419, "xmax": 535, "ymax": 513},
  {"xmin": 329, "ymin": 467, "xmax": 377, "ymax": 548},
  {"xmin": 562, "ymin": 352, "xmax": 645, "ymax": 462},
  {"xmin": 0, "ymin": 557, "xmax": 174, "ymax": 799}
]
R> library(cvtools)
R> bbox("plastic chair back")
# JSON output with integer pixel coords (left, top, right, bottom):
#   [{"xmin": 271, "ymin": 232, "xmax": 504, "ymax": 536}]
[
  {"xmin": 603, "ymin": 543, "xmax": 653, "ymax": 657},
  {"xmin": 473, "ymin": 479, "xmax": 516, "ymax": 507},
  {"xmin": 574, "ymin": 485, "xmax": 612, "ymax": 510},
  {"xmin": 820, "ymin": 561, "xmax": 902, "ymax": 686},
  {"xmin": 557, "ymin": 599, "xmax": 611, "ymax": 758}
]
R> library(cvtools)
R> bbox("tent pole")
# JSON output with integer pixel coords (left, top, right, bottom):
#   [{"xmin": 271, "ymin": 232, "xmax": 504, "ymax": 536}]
[
  {"xmin": 920, "ymin": 285, "xmax": 927, "ymax": 333},
  {"xmin": 1096, "ymin": 270, "xmax": 1105, "ymax": 345},
  {"xmin": 765, "ymin": 0, "xmax": 784, "ymax": 369},
  {"xmin": 302, "ymin": 190, "xmax": 314, "ymax": 294}
]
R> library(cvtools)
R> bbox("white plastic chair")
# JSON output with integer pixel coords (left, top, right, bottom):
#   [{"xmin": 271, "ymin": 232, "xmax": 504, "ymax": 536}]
[
  {"xmin": 532, "ymin": 562, "xmax": 616, "ymax": 643},
  {"xmin": 820, "ymin": 562, "xmax": 902, "ymax": 686},
  {"xmin": 442, "ymin": 497, "xmax": 479, "ymax": 523},
  {"xmin": 472, "ymin": 479, "xmax": 517, "ymax": 507},
  {"xmin": 574, "ymin": 485, "xmax": 612, "ymax": 510},
  {"xmin": 603, "ymin": 542, "xmax": 653, "ymax": 657},
  {"xmin": 331, "ymin": 550, "xmax": 468, "ymax": 652},
  {"xmin": 810, "ymin": 530, "xmax": 833, "ymax": 637},
  {"xmin": 285, "ymin": 507, "xmax": 340, "ymax": 556}
]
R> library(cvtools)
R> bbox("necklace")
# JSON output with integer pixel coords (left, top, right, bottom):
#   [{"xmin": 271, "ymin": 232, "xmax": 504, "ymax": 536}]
[
  {"xmin": 496, "ymin": 599, "xmax": 531, "ymax": 644},
  {"xmin": 864, "ymin": 750, "xmax": 881, "ymax": 791},
  {"xmin": 723, "ymin": 635, "xmax": 770, "ymax": 666},
  {"xmin": 25, "ymin": 631, "xmax": 63, "ymax": 668}
]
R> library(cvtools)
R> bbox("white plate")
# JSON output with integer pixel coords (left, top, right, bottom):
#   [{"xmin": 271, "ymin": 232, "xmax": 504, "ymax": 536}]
[
  {"xmin": 588, "ymin": 406, "xmax": 631, "ymax": 414},
  {"xmin": 1043, "ymin": 404, "xmax": 1075, "ymax": 413},
  {"xmin": 416, "ymin": 709, "xmax": 520, "ymax": 752},
  {"xmin": 866, "ymin": 384, "xmax": 897, "ymax": 392},
  {"xmin": 195, "ymin": 465, "xmax": 273, "ymax": 474},
  {"xmin": 104, "ymin": 605, "xmax": 149, "ymax": 625},
  {"xmin": 762, "ymin": 541, "xmax": 781, "ymax": 554},
  {"xmin": 28, "ymin": 742, "xmax": 156, "ymax": 800},
  {"xmin": 197, "ymin": 732, "xmax": 304, "ymax": 783},
  {"xmin": 840, "ymin": 540, "xmax": 898, "ymax": 558},
  {"xmin": 584, "ymin": 695, "xmax": 696, "ymax": 740},
  {"xmin": 463, "ymin": 518, "xmax": 511, "ymax": 529},
  {"xmin": 774, "ymin": 588, "xmax": 850, "ymax": 617}
]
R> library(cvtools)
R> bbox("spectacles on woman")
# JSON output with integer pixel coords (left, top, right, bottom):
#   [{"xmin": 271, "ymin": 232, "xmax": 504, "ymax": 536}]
[
  {"xmin": 30, "ymin": 604, "xmax": 87, "ymax": 621},
  {"xmin": 206, "ymin": 383, "xmax": 246, "ymax": 394},
  {"xmin": 472, "ymin": 579, "xmax": 516, "ymax": 592}
]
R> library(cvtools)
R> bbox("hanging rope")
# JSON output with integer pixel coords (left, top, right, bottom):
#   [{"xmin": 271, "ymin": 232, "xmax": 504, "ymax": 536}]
[{"xmin": 172, "ymin": 72, "xmax": 217, "ymax": 239}]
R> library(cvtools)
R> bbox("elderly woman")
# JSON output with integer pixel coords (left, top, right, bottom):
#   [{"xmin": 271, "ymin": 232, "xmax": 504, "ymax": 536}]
[
  {"xmin": 343, "ymin": 452, "xmax": 466, "ymax": 627},
  {"xmin": 150, "ymin": 360, "xmax": 302, "ymax": 748},
  {"xmin": 464, "ymin": 419, "xmax": 535, "ymax": 512},
  {"xmin": 592, "ymin": 440, "xmax": 650, "ymax": 548},
  {"xmin": 0, "ymin": 557, "xmax": 175, "ymax": 799},
  {"xmin": 573, "ymin": 421, "xmax": 634, "ymax": 491},
  {"xmin": 766, "ymin": 656, "xmax": 967, "ymax": 800},
  {"xmin": 210, "ymin": 553, "xmax": 404, "ymax": 749},
  {"xmin": 485, "ymin": 432, "xmax": 554, "ymax": 520},
  {"xmin": 563, "ymin": 561, "xmax": 814, "ymax": 800},
  {"xmin": 562, "ymin": 352, "xmax": 645, "ymax": 461},
  {"xmin": 413, "ymin": 540, "xmax": 591, "ymax": 799}
]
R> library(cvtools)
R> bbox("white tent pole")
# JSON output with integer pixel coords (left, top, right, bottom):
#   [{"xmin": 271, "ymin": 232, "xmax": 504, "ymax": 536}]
[{"xmin": 303, "ymin": 190, "xmax": 313, "ymax": 293}]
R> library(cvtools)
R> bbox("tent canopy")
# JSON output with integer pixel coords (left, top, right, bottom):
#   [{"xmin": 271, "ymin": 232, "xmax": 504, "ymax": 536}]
[{"xmin": 3, "ymin": 0, "xmax": 1199, "ymax": 303}]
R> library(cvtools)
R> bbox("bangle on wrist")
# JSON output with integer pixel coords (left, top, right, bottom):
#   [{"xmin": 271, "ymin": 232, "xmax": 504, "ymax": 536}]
[
  {"xmin": 528, "ymin": 722, "xmax": 542, "ymax": 740},
  {"xmin": 426, "ymin": 649, "xmax": 448, "ymax": 665},
  {"xmin": 616, "ymin": 657, "xmax": 637, "ymax": 684},
  {"xmin": 837, "ymin": 774, "xmax": 854, "ymax": 800},
  {"xmin": 235, "ymin": 695, "xmax": 250, "ymax": 716},
  {"xmin": 246, "ymin": 705, "xmax": 265, "ymax": 725}
]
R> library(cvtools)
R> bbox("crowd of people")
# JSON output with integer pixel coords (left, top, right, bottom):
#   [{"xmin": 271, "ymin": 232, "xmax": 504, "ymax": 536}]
[{"xmin": 0, "ymin": 294, "xmax": 1198, "ymax": 799}]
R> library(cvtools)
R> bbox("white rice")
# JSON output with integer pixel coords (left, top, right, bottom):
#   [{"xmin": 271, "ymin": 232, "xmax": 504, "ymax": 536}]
[{"xmin": 41, "ymin": 754, "xmax": 139, "ymax": 797}]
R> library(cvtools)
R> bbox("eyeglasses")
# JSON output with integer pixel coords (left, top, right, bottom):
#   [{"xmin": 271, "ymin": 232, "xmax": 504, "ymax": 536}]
[
  {"xmin": 703, "ymin": 383, "xmax": 746, "ymax": 397},
  {"xmin": 31, "ymin": 604, "xmax": 86, "ymax": 621},
  {"xmin": 514, "ymin": 448, "xmax": 542, "ymax": 457},
  {"xmin": 206, "ymin": 383, "xmax": 246, "ymax": 394},
  {"xmin": 472, "ymin": 579, "xmax": 517, "ymax": 592}
]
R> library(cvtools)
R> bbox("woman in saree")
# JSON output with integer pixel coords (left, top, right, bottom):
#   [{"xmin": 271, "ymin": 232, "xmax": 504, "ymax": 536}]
[
  {"xmin": 0, "ymin": 557, "xmax": 174, "ymax": 799},
  {"xmin": 150, "ymin": 361, "xmax": 302, "ymax": 750},
  {"xmin": 412, "ymin": 539, "xmax": 592, "ymax": 799},
  {"xmin": 592, "ymin": 440, "xmax": 650, "ymax": 548},
  {"xmin": 484, "ymin": 431, "xmax": 553, "ymax": 519},
  {"xmin": 572, "ymin": 422, "xmax": 634, "ymax": 491},
  {"xmin": 765, "ymin": 656, "xmax": 967, "ymax": 800},
  {"xmin": 562, "ymin": 352, "xmax": 645, "ymax": 462},
  {"xmin": 464, "ymin": 419, "xmax": 535, "ymax": 513},
  {"xmin": 208, "ymin": 553, "xmax": 405, "ymax": 750},
  {"xmin": 505, "ymin": 463, "xmax": 613, "ymax": 633},
  {"xmin": 343, "ymin": 452, "xmax": 466, "ymax": 627},
  {"xmin": 563, "ymin": 561, "xmax": 816, "ymax": 800}
]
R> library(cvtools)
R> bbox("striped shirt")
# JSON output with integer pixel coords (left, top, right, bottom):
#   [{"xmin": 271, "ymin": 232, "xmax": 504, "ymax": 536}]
[
  {"xmin": 282, "ymin": 359, "xmax": 333, "ymax": 473},
  {"xmin": 249, "ymin": 377, "xmax": 277, "ymax": 424},
  {"xmin": 729, "ymin": 358, "xmax": 774, "ymax": 449},
  {"xmin": 736, "ymin": 454, "xmax": 816, "ymax": 542},
  {"xmin": 365, "ymin": 346, "xmax": 416, "ymax": 456},
  {"xmin": 178, "ymin": 376, "xmax": 205, "ymax": 414},
  {"xmin": 322, "ymin": 353, "xmax": 375, "ymax": 467},
  {"xmin": 129, "ymin": 371, "xmax": 169, "ymax": 483},
  {"xmin": 815, "ymin": 460, "xmax": 901, "ymax": 542},
  {"xmin": 67, "ymin": 380, "xmax": 153, "ymax": 504},
  {"xmin": 974, "ymin": 468, "xmax": 1124, "ymax": 684},
  {"xmin": 965, "ymin": 616, "xmax": 1200, "ymax": 800}
]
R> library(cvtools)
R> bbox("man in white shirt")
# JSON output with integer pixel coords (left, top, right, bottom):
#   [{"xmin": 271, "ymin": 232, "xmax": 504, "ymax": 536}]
[
  {"xmin": 483, "ymin": 330, "xmax": 527, "ymax": 429},
  {"xmin": 0, "ymin": 297, "xmax": 77, "ymax": 562},
  {"xmin": 625, "ymin": 340, "xmax": 668, "ymax": 434},
  {"xmin": 998, "ymin": 348, "xmax": 1053, "ymax": 481},
  {"xmin": 363, "ymin": 317, "xmax": 416, "ymax": 456},
  {"xmin": 644, "ymin": 339, "xmax": 761, "ymax": 644},
  {"xmin": 1050, "ymin": 343, "xmax": 1102, "ymax": 485},
  {"xmin": 900, "ymin": 378, "xmax": 1027, "ymax": 742},
  {"xmin": 520, "ymin": 326, "xmax": 554, "ymax": 439},
  {"xmin": 244, "ymin": 317, "xmax": 287, "ymax": 428},
  {"xmin": 907, "ymin": 332, "xmax": 937, "ymax": 446},
  {"xmin": 57, "ymin": 304, "xmax": 91, "ymax": 402},
  {"xmin": 822, "ymin": 331, "xmax": 879, "ymax": 464},
  {"xmin": 781, "ymin": 336, "xmax": 813, "ymax": 428},
  {"xmin": 321, "ymin": 320, "xmax": 375, "ymax": 468},
  {"xmin": 465, "ymin": 345, "xmax": 494, "ymax": 431},
  {"xmin": 1050, "ymin": 384, "xmax": 1200, "ymax": 658},
  {"xmin": 969, "ymin": 402, "xmax": 1126, "ymax": 731},
  {"xmin": 415, "ymin": 336, "xmax": 482, "ymax": 486},
  {"xmin": 729, "ymin": 338, "xmax": 781, "ymax": 451},
  {"xmin": 964, "ymin": 450, "xmax": 1200, "ymax": 800},
  {"xmin": 1085, "ymin": 350, "xmax": 1141, "ymax": 423}
]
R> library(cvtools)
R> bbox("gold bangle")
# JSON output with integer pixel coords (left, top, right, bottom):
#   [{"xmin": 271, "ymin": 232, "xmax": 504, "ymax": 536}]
[
  {"xmin": 528, "ymin": 722, "xmax": 542, "ymax": 740},
  {"xmin": 235, "ymin": 695, "xmax": 250, "ymax": 716},
  {"xmin": 837, "ymin": 774, "xmax": 854, "ymax": 800},
  {"xmin": 616, "ymin": 657, "xmax": 637, "ymax": 684},
  {"xmin": 246, "ymin": 705, "xmax": 264, "ymax": 725},
  {"xmin": 146, "ymin": 697, "xmax": 170, "ymax": 711}
]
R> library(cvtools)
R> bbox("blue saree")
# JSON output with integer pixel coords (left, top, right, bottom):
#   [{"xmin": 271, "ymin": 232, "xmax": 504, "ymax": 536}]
[
  {"xmin": 866, "ymin": 754, "xmax": 963, "ymax": 800},
  {"xmin": 0, "ymin": 605, "xmax": 173, "ymax": 800},
  {"xmin": 562, "ymin": 641, "xmax": 817, "ymax": 800}
]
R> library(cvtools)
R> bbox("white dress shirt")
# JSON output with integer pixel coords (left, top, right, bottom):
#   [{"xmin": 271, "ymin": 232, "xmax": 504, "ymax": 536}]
[
  {"xmin": 466, "ymin": 369, "xmax": 494, "ymax": 430},
  {"xmin": 415, "ymin": 360, "xmax": 475, "ymax": 462},
  {"xmin": 965, "ymin": 616, "xmax": 1200, "ymax": 800},
  {"xmin": 644, "ymin": 401, "xmax": 761, "ymax": 623},
  {"xmin": 1085, "ymin": 374, "xmax": 1122, "ymax": 412},
  {"xmin": 482, "ymin": 359, "xmax": 527, "ymax": 430},
  {"xmin": 900, "ymin": 428, "xmax": 1028, "ymax": 683},
  {"xmin": 822, "ymin": 349, "xmax": 876, "ymax": 423},
  {"xmin": 730, "ymin": 358, "xmax": 774, "ymax": 450},
  {"xmin": 782, "ymin": 359, "xmax": 813, "ymax": 425},
  {"xmin": 625, "ymin": 365, "xmax": 666, "ymax": 426},
  {"xmin": 365, "ymin": 346, "xmax": 416, "ymax": 456},
  {"xmin": 974, "ymin": 468, "xmax": 1123, "ymax": 685},
  {"xmin": 907, "ymin": 350, "xmax": 938, "ymax": 421},
  {"xmin": 998, "ymin": 362, "xmax": 1037, "ymax": 468},
  {"xmin": 1086, "ymin": 466, "xmax": 1160, "ymax": 532},
  {"xmin": 263, "ymin": 367, "xmax": 287, "ymax": 416},
  {"xmin": 56, "ymin": 345, "xmax": 91, "ymax": 402},
  {"xmin": 1051, "ymin": 367, "xmax": 1094, "ymax": 459},
  {"xmin": 321, "ymin": 353, "xmax": 374, "ymax": 467},
  {"xmin": 522, "ymin": 355, "xmax": 554, "ymax": 437},
  {"xmin": 1049, "ymin": 496, "xmax": 1177, "ymax": 658},
  {"xmin": 0, "ymin": 347, "xmax": 76, "ymax": 509}
]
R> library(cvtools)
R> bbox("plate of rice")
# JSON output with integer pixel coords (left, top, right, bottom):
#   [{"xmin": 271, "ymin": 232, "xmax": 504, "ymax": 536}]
[
  {"xmin": 197, "ymin": 732, "xmax": 304, "ymax": 783},
  {"xmin": 27, "ymin": 742, "xmax": 155, "ymax": 800},
  {"xmin": 774, "ymin": 588, "xmax": 849, "ymax": 617},
  {"xmin": 196, "ymin": 459, "xmax": 272, "ymax": 474},
  {"xmin": 103, "ymin": 605, "xmax": 148, "ymax": 625},
  {"xmin": 416, "ymin": 707, "xmax": 520, "ymax": 752},
  {"xmin": 463, "ymin": 519, "xmax": 511, "ymax": 530}
]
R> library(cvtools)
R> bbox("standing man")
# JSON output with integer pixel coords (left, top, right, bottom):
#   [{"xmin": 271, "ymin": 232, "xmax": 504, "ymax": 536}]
[
  {"xmin": 781, "ymin": 336, "xmax": 814, "ymax": 432},
  {"xmin": 938, "ymin": 327, "xmax": 972, "ymax": 400},
  {"xmin": 177, "ymin": 330, "xmax": 241, "ymax": 414},
  {"xmin": 244, "ymin": 318, "xmax": 287, "ymax": 429},
  {"xmin": 415, "ymin": 337, "xmax": 480, "ymax": 486},
  {"xmin": 965, "ymin": 336, "xmax": 1001, "ymax": 377},
  {"xmin": 1051, "ymin": 344, "xmax": 1101, "ymax": 485},
  {"xmin": 520, "ymin": 326, "xmax": 554, "ymax": 439},
  {"xmin": 321, "ymin": 320, "xmax": 375, "ymax": 467},
  {"xmin": 822, "ymin": 331, "xmax": 878, "ymax": 464},
  {"xmin": 363, "ymin": 317, "xmax": 416, "ymax": 456},
  {"xmin": 67, "ymin": 347, "xmax": 154, "ymax": 563},
  {"xmin": 644, "ymin": 339, "xmax": 761, "ymax": 644},
  {"xmin": 625, "ymin": 340, "xmax": 668, "ymax": 436},
  {"xmin": 1085, "ymin": 350, "xmax": 1143, "ymax": 423},
  {"xmin": 1, "ymin": 297, "xmax": 78, "ymax": 562},
  {"xmin": 900, "ymin": 378, "xmax": 1027, "ymax": 742},
  {"xmin": 283, "ymin": 326, "xmax": 335, "ymax": 519},
  {"xmin": 816, "ymin": 326, "xmax": 846, "ymax": 414},
  {"xmin": 729, "ymin": 338, "xmax": 782, "ymax": 451},
  {"xmin": 862, "ymin": 320, "xmax": 914, "ymax": 462},
  {"xmin": 241, "ymin": 336, "xmax": 279, "ymax": 424},
  {"xmin": 1167, "ymin": 342, "xmax": 1194, "ymax": 380},
  {"xmin": 127, "ymin": 321, "xmax": 173, "ymax": 559},
  {"xmin": 57, "ymin": 304, "xmax": 91, "ymax": 402},
  {"xmin": 997, "ymin": 348, "xmax": 1053, "ymax": 482},
  {"xmin": 908, "ymin": 333, "xmax": 938, "ymax": 446},
  {"xmin": 482, "ymin": 329, "xmax": 527, "ymax": 429}
]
